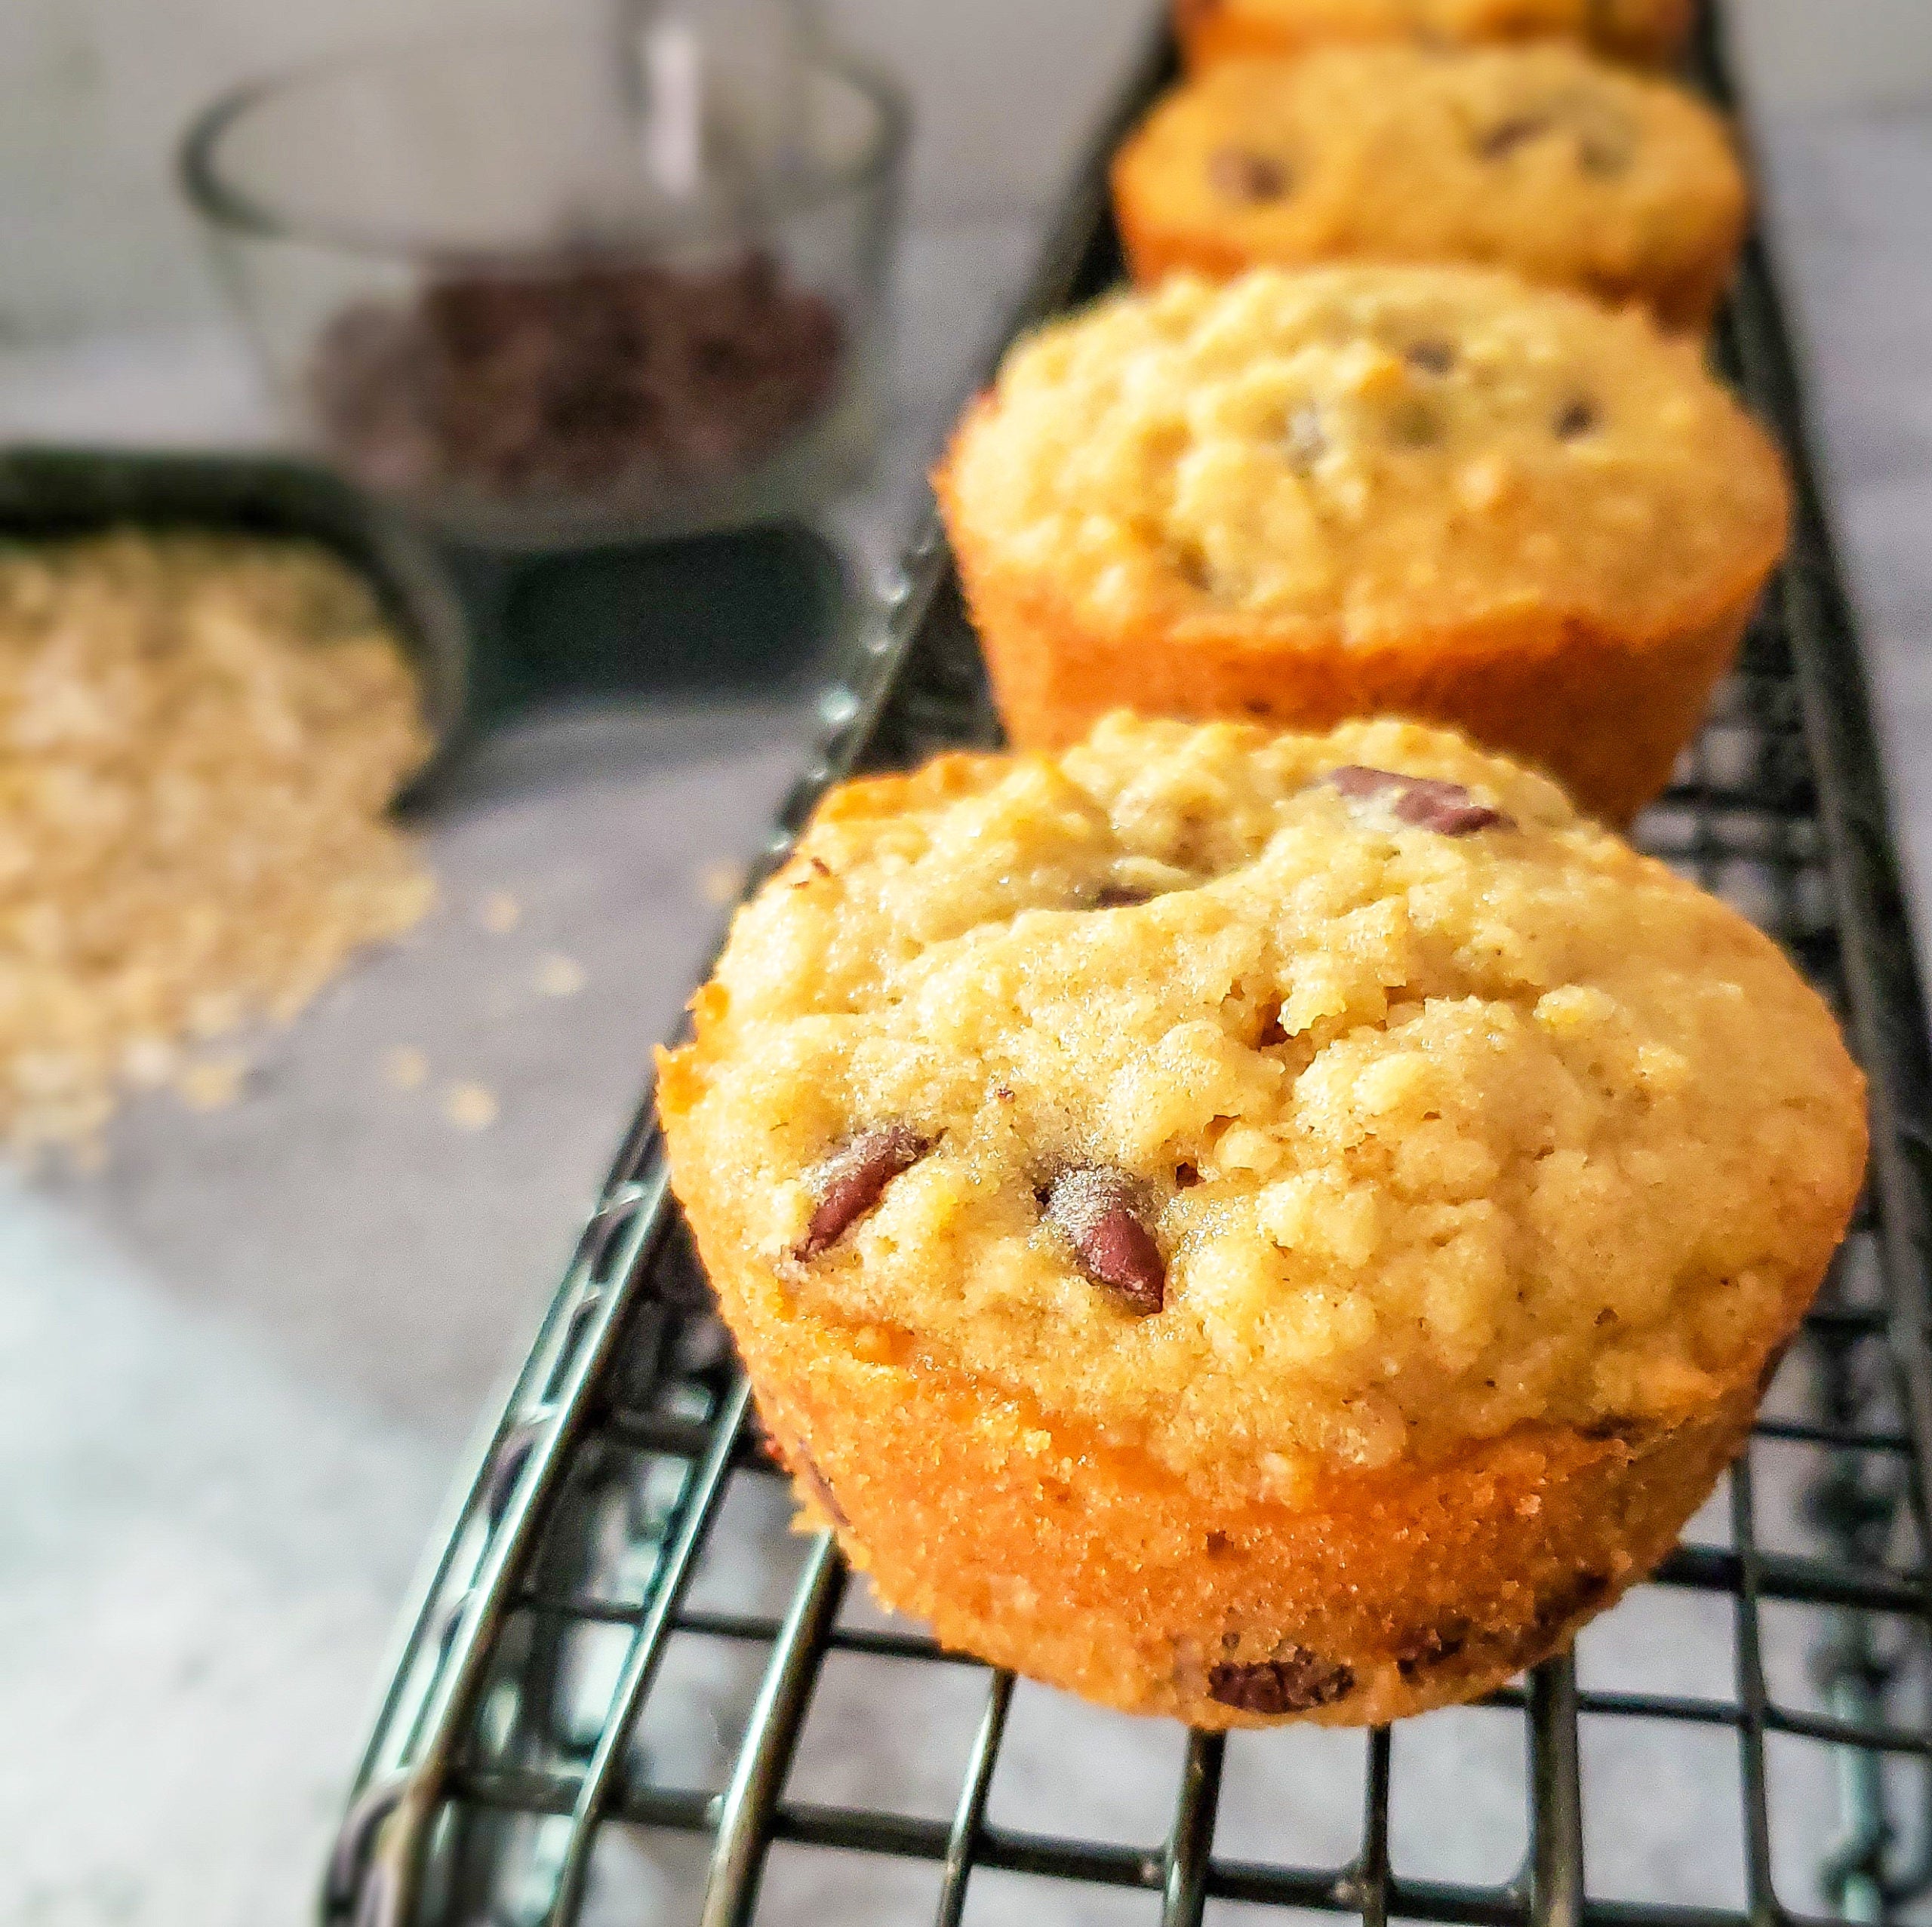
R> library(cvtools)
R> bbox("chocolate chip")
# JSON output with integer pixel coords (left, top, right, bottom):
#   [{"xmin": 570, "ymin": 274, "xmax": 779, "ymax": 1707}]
[
  {"xmin": 1555, "ymin": 398, "xmax": 1600, "ymax": 440},
  {"xmin": 1392, "ymin": 778, "xmax": 1512, "ymax": 836},
  {"xmin": 1208, "ymin": 146, "xmax": 1292, "ymax": 202},
  {"xmin": 1045, "ymin": 1167, "xmax": 1165, "ymax": 1314},
  {"xmin": 1285, "ymin": 406, "xmax": 1327, "ymax": 475},
  {"xmin": 797, "ymin": 1125, "xmax": 933, "ymax": 1259},
  {"xmin": 1325, "ymin": 766, "xmax": 1514, "ymax": 837},
  {"xmin": 1327, "ymin": 764, "xmax": 1406, "ymax": 801},
  {"xmin": 1208, "ymin": 1650, "xmax": 1355, "ymax": 1714},
  {"xmin": 1405, "ymin": 339, "xmax": 1456, "ymax": 376},
  {"xmin": 1392, "ymin": 401, "xmax": 1442, "ymax": 448},
  {"xmin": 1478, "ymin": 115, "xmax": 1552, "ymax": 160},
  {"xmin": 1536, "ymin": 1570, "xmax": 1611, "ymax": 1633},
  {"xmin": 310, "ymin": 250, "xmax": 843, "ymax": 503},
  {"xmin": 1580, "ymin": 134, "xmax": 1632, "ymax": 178},
  {"xmin": 1174, "ymin": 545, "xmax": 1213, "ymax": 592},
  {"xmin": 1097, "ymin": 885, "xmax": 1154, "ymax": 908},
  {"xmin": 1395, "ymin": 1620, "xmax": 1471, "ymax": 1681}
]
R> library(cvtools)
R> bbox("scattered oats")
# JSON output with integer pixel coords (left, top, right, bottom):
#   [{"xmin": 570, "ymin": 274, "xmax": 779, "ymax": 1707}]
[
  {"xmin": 177, "ymin": 1053, "xmax": 249, "ymax": 1111},
  {"xmin": 383, "ymin": 1044, "xmax": 429, "ymax": 1091},
  {"xmin": 122, "ymin": 1036, "xmax": 179, "ymax": 1090},
  {"xmin": 188, "ymin": 989, "xmax": 245, "ymax": 1040},
  {"xmin": 697, "ymin": 859, "xmax": 745, "ymax": 907},
  {"xmin": 0, "ymin": 530, "xmax": 434, "ymax": 1158},
  {"xmin": 534, "ymin": 952, "xmax": 586, "ymax": 998},
  {"xmin": 480, "ymin": 890, "xmax": 522, "ymax": 934},
  {"xmin": 442, "ymin": 1081, "xmax": 500, "ymax": 1132}
]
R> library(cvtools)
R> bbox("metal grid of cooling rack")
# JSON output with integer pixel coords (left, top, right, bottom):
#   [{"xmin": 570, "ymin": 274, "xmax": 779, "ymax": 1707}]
[{"xmin": 322, "ymin": 10, "xmax": 1932, "ymax": 1926}]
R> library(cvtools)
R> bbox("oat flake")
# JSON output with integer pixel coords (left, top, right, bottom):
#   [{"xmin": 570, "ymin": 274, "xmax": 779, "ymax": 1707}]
[{"xmin": 0, "ymin": 530, "xmax": 434, "ymax": 1157}]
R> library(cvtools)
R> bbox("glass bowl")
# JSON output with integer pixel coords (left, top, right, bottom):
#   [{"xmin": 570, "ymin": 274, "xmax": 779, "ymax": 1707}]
[{"xmin": 181, "ymin": 20, "xmax": 907, "ymax": 551}]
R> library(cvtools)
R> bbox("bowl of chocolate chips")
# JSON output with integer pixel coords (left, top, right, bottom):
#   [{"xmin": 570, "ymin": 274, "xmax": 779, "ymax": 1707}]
[{"xmin": 182, "ymin": 12, "xmax": 906, "ymax": 549}]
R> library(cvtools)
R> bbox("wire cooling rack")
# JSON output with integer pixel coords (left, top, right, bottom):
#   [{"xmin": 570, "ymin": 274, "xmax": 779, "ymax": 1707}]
[{"xmin": 323, "ymin": 10, "xmax": 1932, "ymax": 1925}]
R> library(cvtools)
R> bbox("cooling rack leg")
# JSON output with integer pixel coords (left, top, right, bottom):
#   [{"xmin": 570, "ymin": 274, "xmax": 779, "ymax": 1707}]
[
  {"xmin": 547, "ymin": 1375, "xmax": 756, "ymax": 1925},
  {"xmin": 1527, "ymin": 1656, "xmax": 1585, "ymax": 1927},
  {"xmin": 1160, "ymin": 1731, "xmax": 1225, "ymax": 1927},
  {"xmin": 1358, "ymin": 1727, "xmax": 1393, "ymax": 1927},
  {"xmin": 1807, "ymin": 1310, "xmax": 1909, "ymax": 1923},
  {"xmin": 700, "ymin": 1532, "xmax": 848, "ymax": 1927},
  {"xmin": 934, "ymin": 1670, "xmax": 1014, "ymax": 1927}
]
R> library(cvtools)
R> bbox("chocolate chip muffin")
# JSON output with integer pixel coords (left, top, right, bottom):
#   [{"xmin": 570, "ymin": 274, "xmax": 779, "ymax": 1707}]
[
  {"xmin": 1177, "ymin": 0, "xmax": 1694, "ymax": 69},
  {"xmin": 1113, "ymin": 45, "xmax": 1747, "ymax": 330},
  {"xmin": 658, "ymin": 715, "xmax": 1866, "ymax": 1729},
  {"xmin": 937, "ymin": 265, "xmax": 1789, "ymax": 825}
]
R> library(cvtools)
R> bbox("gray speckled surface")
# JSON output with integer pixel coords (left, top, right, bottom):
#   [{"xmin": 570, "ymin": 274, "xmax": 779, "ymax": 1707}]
[{"xmin": 2, "ymin": 118, "xmax": 1930, "ymax": 1926}]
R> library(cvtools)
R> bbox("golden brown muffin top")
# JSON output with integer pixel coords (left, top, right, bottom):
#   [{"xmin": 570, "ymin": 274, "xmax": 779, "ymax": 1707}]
[
  {"xmin": 660, "ymin": 718, "xmax": 1866, "ymax": 1484},
  {"xmin": 944, "ymin": 265, "xmax": 1787, "ymax": 645},
  {"xmin": 1115, "ymin": 45, "xmax": 1746, "ymax": 320}
]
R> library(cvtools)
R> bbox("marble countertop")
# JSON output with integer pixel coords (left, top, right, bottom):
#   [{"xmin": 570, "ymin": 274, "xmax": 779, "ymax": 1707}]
[{"xmin": 4, "ymin": 110, "xmax": 1931, "ymax": 1927}]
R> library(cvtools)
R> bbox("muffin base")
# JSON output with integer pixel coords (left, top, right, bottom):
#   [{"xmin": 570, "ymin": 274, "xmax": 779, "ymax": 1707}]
[
  {"xmin": 939, "ymin": 436, "xmax": 1770, "ymax": 827},
  {"xmin": 1112, "ymin": 198, "xmax": 1738, "ymax": 336},
  {"xmin": 697, "ymin": 1243, "xmax": 1774, "ymax": 1729},
  {"xmin": 1174, "ymin": 0, "xmax": 1695, "ymax": 70}
]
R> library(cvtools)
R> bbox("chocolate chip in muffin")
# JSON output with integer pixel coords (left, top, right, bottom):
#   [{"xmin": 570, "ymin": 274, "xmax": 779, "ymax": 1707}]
[
  {"xmin": 1579, "ymin": 132, "xmax": 1635, "ymax": 178},
  {"xmin": 798, "ymin": 1124, "xmax": 933, "ymax": 1259},
  {"xmin": 1096, "ymin": 884, "xmax": 1155, "ymax": 908},
  {"xmin": 1478, "ymin": 114, "xmax": 1552, "ymax": 161},
  {"xmin": 1555, "ymin": 398, "xmax": 1601, "ymax": 441},
  {"xmin": 1208, "ymin": 1650, "xmax": 1355, "ymax": 1714},
  {"xmin": 1405, "ymin": 339, "xmax": 1457, "ymax": 376},
  {"xmin": 1392, "ymin": 401, "xmax": 1444, "ymax": 449},
  {"xmin": 1537, "ymin": 1570, "xmax": 1612, "ymax": 1634},
  {"xmin": 1045, "ymin": 1167, "xmax": 1166, "ymax": 1314},
  {"xmin": 1327, "ymin": 766, "xmax": 1515, "ymax": 836},
  {"xmin": 1328, "ymin": 765, "xmax": 1408, "ymax": 801},
  {"xmin": 1392, "ymin": 778, "xmax": 1512, "ymax": 835},
  {"xmin": 1208, "ymin": 146, "xmax": 1293, "ymax": 203},
  {"xmin": 1395, "ymin": 1620, "xmax": 1471, "ymax": 1681}
]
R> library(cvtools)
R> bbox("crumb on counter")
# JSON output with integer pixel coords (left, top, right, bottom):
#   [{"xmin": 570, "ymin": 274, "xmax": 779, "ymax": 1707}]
[
  {"xmin": 697, "ymin": 859, "xmax": 746, "ymax": 908},
  {"xmin": 442, "ymin": 1081, "xmax": 500, "ymax": 1132},
  {"xmin": 176, "ymin": 1054, "xmax": 249, "ymax": 1113},
  {"xmin": 480, "ymin": 890, "xmax": 522, "ymax": 934},
  {"xmin": 383, "ymin": 1045, "xmax": 429, "ymax": 1092},
  {"xmin": 534, "ymin": 953, "xmax": 586, "ymax": 998}
]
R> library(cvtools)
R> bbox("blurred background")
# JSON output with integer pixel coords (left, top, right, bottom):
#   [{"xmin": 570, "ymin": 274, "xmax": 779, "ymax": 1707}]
[
  {"xmin": 2, "ymin": 4, "xmax": 1930, "ymax": 1925},
  {"xmin": 4, "ymin": 0, "xmax": 1932, "ymax": 346}
]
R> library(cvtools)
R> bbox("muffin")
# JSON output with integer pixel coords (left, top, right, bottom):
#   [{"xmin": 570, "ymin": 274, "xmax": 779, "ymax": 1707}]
[
  {"xmin": 1177, "ymin": 0, "xmax": 1695, "ymax": 69},
  {"xmin": 658, "ymin": 715, "xmax": 1867, "ymax": 1729},
  {"xmin": 1112, "ymin": 45, "xmax": 1748, "ymax": 330},
  {"xmin": 937, "ymin": 266, "xmax": 1789, "ymax": 826}
]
